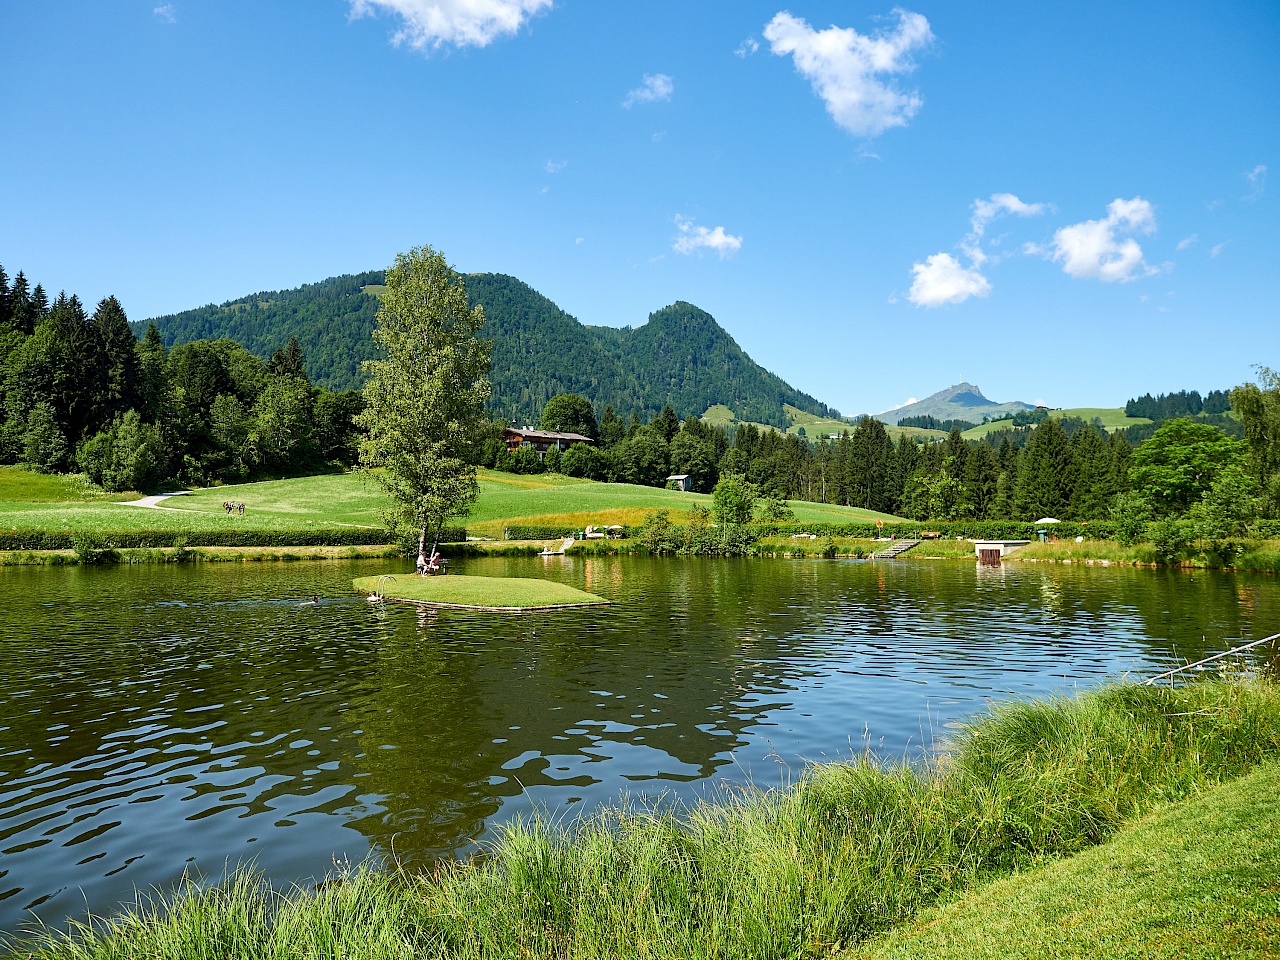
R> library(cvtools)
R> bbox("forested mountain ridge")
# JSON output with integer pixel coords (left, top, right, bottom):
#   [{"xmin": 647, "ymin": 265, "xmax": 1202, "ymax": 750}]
[{"xmin": 140, "ymin": 271, "xmax": 835, "ymax": 428}]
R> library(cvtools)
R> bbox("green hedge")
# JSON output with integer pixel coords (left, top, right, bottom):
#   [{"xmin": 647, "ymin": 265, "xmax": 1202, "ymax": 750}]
[
  {"xmin": 0, "ymin": 526, "xmax": 464, "ymax": 550},
  {"xmin": 749, "ymin": 520, "xmax": 1120, "ymax": 540},
  {"xmin": 504, "ymin": 525, "xmax": 634, "ymax": 540}
]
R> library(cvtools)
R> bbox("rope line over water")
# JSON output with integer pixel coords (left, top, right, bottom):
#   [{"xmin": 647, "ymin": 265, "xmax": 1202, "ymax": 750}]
[{"xmin": 1143, "ymin": 632, "xmax": 1280, "ymax": 686}]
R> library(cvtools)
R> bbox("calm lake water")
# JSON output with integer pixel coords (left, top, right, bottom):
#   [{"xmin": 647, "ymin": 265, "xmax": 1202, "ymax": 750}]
[{"xmin": 1, "ymin": 555, "xmax": 1276, "ymax": 934}]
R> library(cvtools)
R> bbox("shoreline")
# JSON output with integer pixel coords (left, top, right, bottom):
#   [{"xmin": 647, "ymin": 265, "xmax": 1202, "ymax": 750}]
[{"xmin": 1, "ymin": 536, "xmax": 1277, "ymax": 573}]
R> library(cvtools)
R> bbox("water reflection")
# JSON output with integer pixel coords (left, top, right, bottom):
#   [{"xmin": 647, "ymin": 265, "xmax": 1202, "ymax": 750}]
[{"xmin": 0, "ymin": 557, "xmax": 1276, "ymax": 933}]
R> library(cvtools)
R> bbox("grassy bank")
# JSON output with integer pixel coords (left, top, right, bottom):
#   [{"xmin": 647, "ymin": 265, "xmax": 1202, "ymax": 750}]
[
  {"xmin": 854, "ymin": 759, "xmax": 1280, "ymax": 959},
  {"xmin": 14, "ymin": 678, "xmax": 1280, "ymax": 960}
]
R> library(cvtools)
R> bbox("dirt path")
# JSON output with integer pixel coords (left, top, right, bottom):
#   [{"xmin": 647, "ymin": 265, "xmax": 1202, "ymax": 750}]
[{"xmin": 117, "ymin": 490, "xmax": 194, "ymax": 509}]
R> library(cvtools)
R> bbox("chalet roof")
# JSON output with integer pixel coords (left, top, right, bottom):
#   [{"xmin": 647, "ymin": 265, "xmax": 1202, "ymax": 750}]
[{"xmin": 502, "ymin": 427, "xmax": 594, "ymax": 443}]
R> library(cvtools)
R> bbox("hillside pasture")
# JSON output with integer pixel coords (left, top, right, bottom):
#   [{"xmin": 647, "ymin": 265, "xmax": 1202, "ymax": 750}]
[
  {"xmin": 961, "ymin": 407, "xmax": 1152, "ymax": 440},
  {"xmin": 0, "ymin": 467, "xmax": 904, "ymax": 542}
]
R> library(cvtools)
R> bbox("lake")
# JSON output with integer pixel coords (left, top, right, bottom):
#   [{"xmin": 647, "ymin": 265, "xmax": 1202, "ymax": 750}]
[{"xmin": 1, "ymin": 555, "xmax": 1275, "ymax": 934}]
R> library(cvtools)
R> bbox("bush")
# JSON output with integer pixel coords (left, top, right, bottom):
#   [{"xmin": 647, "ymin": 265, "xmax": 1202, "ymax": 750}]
[
  {"xmin": 712, "ymin": 474, "xmax": 757, "ymax": 525},
  {"xmin": 71, "ymin": 532, "xmax": 119, "ymax": 565},
  {"xmin": 1110, "ymin": 491, "xmax": 1153, "ymax": 545},
  {"xmin": 635, "ymin": 510, "xmax": 759, "ymax": 557},
  {"xmin": 1146, "ymin": 516, "xmax": 1193, "ymax": 565},
  {"xmin": 756, "ymin": 497, "xmax": 795, "ymax": 522}
]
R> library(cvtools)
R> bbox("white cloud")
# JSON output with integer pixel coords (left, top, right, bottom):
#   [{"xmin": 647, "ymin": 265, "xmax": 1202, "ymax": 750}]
[
  {"xmin": 348, "ymin": 0, "xmax": 551, "ymax": 51},
  {"xmin": 908, "ymin": 252, "xmax": 991, "ymax": 307},
  {"xmin": 962, "ymin": 192, "xmax": 1048, "ymax": 265},
  {"xmin": 544, "ymin": 159, "xmax": 567, "ymax": 173},
  {"xmin": 153, "ymin": 3, "xmax": 175, "ymax": 23},
  {"xmin": 763, "ymin": 8, "xmax": 933, "ymax": 138},
  {"xmin": 1244, "ymin": 164, "xmax": 1267, "ymax": 200},
  {"xmin": 1050, "ymin": 197, "xmax": 1157, "ymax": 282},
  {"xmin": 1210, "ymin": 241, "xmax": 1228, "ymax": 258},
  {"xmin": 1176, "ymin": 234, "xmax": 1198, "ymax": 251},
  {"xmin": 907, "ymin": 192, "xmax": 1045, "ymax": 307},
  {"xmin": 673, "ymin": 215, "xmax": 742, "ymax": 258},
  {"xmin": 624, "ymin": 73, "xmax": 674, "ymax": 108},
  {"xmin": 574, "ymin": 237, "xmax": 584, "ymax": 244},
  {"xmin": 736, "ymin": 36, "xmax": 760, "ymax": 58}
]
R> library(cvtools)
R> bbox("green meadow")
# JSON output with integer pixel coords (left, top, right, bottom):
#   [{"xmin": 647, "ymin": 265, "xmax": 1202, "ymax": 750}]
[{"xmin": 0, "ymin": 466, "xmax": 902, "ymax": 544}]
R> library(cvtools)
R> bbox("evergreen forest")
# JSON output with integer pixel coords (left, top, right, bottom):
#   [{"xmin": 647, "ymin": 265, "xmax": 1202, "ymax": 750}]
[{"xmin": 142, "ymin": 271, "xmax": 836, "ymax": 428}]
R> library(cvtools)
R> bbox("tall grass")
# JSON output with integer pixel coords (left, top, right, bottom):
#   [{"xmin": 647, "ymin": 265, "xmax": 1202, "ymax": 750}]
[{"xmin": 15, "ymin": 679, "xmax": 1280, "ymax": 960}]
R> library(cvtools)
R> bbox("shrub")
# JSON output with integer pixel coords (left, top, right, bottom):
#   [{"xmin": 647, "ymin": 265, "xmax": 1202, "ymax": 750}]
[
  {"xmin": 1146, "ymin": 516, "xmax": 1193, "ymax": 565},
  {"xmin": 71, "ymin": 532, "xmax": 118, "ymax": 565}
]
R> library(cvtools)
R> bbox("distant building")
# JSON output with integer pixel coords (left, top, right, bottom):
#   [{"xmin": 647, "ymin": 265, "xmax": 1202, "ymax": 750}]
[
  {"xmin": 666, "ymin": 474, "xmax": 692, "ymax": 492},
  {"xmin": 502, "ymin": 427, "xmax": 593, "ymax": 460}
]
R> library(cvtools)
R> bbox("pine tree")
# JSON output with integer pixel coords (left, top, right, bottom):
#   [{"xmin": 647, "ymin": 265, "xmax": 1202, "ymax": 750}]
[
  {"xmin": 1014, "ymin": 417, "xmax": 1074, "ymax": 519},
  {"xmin": 653, "ymin": 405, "xmax": 679, "ymax": 442},
  {"xmin": 7, "ymin": 272, "xmax": 32, "ymax": 334},
  {"xmin": 963, "ymin": 442, "xmax": 1000, "ymax": 519},
  {"xmin": 267, "ymin": 336, "xmax": 308, "ymax": 382},
  {"xmin": 93, "ymin": 296, "xmax": 141, "ymax": 424}
]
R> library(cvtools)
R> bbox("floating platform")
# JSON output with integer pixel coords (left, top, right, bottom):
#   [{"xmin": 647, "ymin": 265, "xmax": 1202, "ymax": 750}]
[{"xmin": 353, "ymin": 574, "xmax": 610, "ymax": 612}]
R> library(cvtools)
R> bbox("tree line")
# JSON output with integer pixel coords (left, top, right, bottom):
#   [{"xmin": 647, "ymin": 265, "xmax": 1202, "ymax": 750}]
[
  {"xmin": 477, "ymin": 393, "xmax": 1134, "ymax": 521},
  {"xmin": 5, "ymin": 259, "xmax": 1277, "ymax": 537},
  {"xmin": 0, "ymin": 263, "xmax": 363, "ymax": 491}
]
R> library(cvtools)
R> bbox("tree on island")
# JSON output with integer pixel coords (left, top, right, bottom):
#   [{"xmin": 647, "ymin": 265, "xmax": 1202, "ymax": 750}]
[{"xmin": 356, "ymin": 246, "xmax": 492, "ymax": 566}]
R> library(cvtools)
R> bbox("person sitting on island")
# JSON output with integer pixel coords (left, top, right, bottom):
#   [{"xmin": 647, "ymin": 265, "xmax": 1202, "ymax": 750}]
[{"xmin": 417, "ymin": 551, "xmax": 443, "ymax": 576}]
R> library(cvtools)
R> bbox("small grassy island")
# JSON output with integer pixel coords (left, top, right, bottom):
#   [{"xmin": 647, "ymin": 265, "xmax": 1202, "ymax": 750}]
[{"xmin": 352, "ymin": 573, "xmax": 609, "ymax": 611}]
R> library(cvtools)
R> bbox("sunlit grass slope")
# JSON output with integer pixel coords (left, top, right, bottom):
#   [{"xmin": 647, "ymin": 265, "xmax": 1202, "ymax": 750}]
[
  {"xmin": 166, "ymin": 468, "xmax": 903, "ymax": 536},
  {"xmin": 0, "ymin": 466, "xmax": 903, "ymax": 540},
  {"xmin": 853, "ymin": 760, "xmax": 1280, "ymax": 960}
]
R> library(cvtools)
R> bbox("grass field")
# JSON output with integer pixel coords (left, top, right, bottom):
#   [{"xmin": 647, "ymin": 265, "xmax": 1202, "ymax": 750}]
[
  {"xmin": 353, "ymin": 573, "xmax": 608, "ymax": 609},
  {"xmin": 0, "ymin": 469, "xmax": 137, "ymax": 504},
  {"xmin": 853, "ymin": 759, "xmax": 1280, "ymax": 960},
  {"xmin": 164, "ymin": 468, "xmax": 903, "ymax": 535},
  {"xmin": 0, "ymin": 466, "xmax": 903, "ymax": 542}
]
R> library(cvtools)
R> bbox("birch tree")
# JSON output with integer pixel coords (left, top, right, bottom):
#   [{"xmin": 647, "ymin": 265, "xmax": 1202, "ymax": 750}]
[{"xmin": 356, "ymin": 246, "xmax": 491, "ymax": 562}]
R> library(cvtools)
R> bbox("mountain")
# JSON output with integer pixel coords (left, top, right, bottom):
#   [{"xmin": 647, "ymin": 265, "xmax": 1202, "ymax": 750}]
[
  {"xmin": 139, "ymin": 271, "xmax": 835, "ymax": 428},
  {"xmin": 878, "ymin": 382, "xmax": 1034, "ymax": 425}
]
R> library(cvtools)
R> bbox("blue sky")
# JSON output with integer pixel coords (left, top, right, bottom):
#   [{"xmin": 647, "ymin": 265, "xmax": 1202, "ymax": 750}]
[{"xmin": 1, "ymin": 1, "xmax": 1276, "ymax": 416}]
